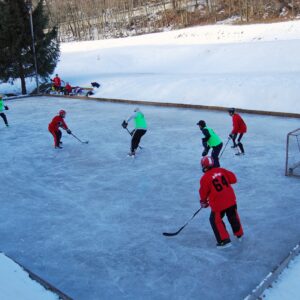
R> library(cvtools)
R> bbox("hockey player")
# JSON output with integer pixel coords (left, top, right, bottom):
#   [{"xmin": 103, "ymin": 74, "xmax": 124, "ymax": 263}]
[
  {"xmin": 197, "ymin": 120, "xmax": 223, "ymax": 167},
  {"xmin": 199, "ymin": 156, "xmax": 244, "ymax": 248},
  {"xmin": 0, "ymin": 94, "xmax": 9, "ymax": 127},
  {"xmin": 122, "ymin": 107, "xmax": 147, "ymax": 157},
  {"xmin": 48, "ymin": 110, "xmax": 72, "ymax": 148},
  {"xmin": 228, "ymin": 108, "xmax": 247, "ymax": 155}
]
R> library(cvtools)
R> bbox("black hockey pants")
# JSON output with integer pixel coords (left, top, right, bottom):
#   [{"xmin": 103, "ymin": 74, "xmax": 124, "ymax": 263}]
[
  {"xmin": 231, "ymin": 133, "xmax": 245, "ymax": 153},
  {"xmin": 131, "ymin": 129, "xmax": 147, "ymax": 152},
  {"xmin": 0, "ymin": 113, "xmax": 8, "ymax": 126},
  {"xmin": 212, "ymin": 143, "xmax": 223, "ymax": 167}
]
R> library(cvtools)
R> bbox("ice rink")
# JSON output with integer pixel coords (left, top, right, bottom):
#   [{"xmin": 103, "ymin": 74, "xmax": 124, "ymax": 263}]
[{"xmin": 1, "ymin": 96, "xmax": 300, "ymax": 300}]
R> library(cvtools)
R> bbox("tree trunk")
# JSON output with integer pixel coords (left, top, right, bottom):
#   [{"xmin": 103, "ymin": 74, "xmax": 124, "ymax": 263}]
[{"xmin": 19, "ymin": 61, "xmax": 27, "ymax": 95}]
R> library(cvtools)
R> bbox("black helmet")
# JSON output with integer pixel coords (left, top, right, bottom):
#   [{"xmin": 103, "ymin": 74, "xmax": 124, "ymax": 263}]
[
  {"xmin": 228, "ymin": 108, "xmax": 235, "ymax": 115},
  {"xmin": 197, "ymin": 120, "xmax": 206, "ymax": 128}
]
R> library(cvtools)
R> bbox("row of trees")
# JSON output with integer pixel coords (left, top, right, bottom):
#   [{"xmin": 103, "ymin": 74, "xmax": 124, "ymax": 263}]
[{"xmin": 42, "ymin": 0, "xmax": 300, "ymax": 42}]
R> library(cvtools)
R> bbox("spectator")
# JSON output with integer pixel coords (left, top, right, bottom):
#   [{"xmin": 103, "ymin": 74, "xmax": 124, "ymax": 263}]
[
  {"xmin": 51, "ymin": 74, "xmax": 61, "ymax": 92},
  {"xmin": 64, "ymin": 82, "xmax": 72, "ymax": 95}
]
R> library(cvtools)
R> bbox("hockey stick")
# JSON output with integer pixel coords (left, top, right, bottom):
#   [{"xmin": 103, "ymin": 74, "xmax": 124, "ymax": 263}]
[
  {"xmin": 219, "ymin": 137, "xmax": 230, "ymax": 158},
  {"xmin": 71, "ymin": 133, "xmax": 89, "ymax": 144},
  {"xmin": 163, "ymin": 208, "xmax": 202, "ymax": 237}
]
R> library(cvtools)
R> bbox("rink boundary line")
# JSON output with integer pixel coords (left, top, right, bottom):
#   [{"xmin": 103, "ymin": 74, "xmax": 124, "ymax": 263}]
[
  {"xmin": 3, "ymin": 252, "xmax": 73, "ymax": 300},
  {"xmin": 244, "ymin": 242, "xmax": 300, "ymax": 300},
  {"xmin": 4, "ymin": 95, "xmax": 33, "ymax": 101},
  {"xmin": 44, "ymin": 94, "xmax": 300, "ymax": 118}
]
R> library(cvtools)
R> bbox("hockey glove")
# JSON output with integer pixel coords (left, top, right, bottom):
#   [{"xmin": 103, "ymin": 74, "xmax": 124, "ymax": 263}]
[
  {"xmin": 229, "ymin": 133, "xmax": 234, "ymax": 139},
  {"xmin": 121, "ymin": 120, "xmax": 128, "ymax": 129},
  {"xmin": 66, "ymin": 129, "xmax": 72, "ymax": 134},
  {"xmin": 4, "ymin": 106, "xmax": 9, "ymax": 110},
  {"xmin": 200, "ymin": 200, "xmax": 209, "ymax": 208}
]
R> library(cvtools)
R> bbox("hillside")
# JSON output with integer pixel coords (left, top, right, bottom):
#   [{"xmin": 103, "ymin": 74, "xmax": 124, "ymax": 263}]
[
  {"xmin": 57, "ymin": 20, "xmax": 300, "ymax": 114},
  {"xmin": 43, "ymin": 0, "xmax": 300, "ymax": 41}
]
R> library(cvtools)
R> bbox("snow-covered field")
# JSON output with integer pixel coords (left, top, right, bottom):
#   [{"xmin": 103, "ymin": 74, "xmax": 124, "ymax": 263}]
[{"xmin": 1, "ymin": 20, "xmax": 300, "ymax": 299}]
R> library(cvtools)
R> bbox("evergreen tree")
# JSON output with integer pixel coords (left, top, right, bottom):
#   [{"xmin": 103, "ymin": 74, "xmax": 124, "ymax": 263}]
[{"xmin": 0, "ymin": 0, "xmax": 60, "ymax": 94}]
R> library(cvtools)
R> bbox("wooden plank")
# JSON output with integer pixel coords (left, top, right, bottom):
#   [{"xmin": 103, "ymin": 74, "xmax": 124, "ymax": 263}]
[{"xmin": 43, "ymin": 94, "xmax": 300, "ymax": 119}]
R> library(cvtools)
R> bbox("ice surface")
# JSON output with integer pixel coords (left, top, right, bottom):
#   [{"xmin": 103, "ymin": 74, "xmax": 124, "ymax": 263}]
[{"xmin": 1, "ymin": 96, "xmax": 300, "ymax": 299}]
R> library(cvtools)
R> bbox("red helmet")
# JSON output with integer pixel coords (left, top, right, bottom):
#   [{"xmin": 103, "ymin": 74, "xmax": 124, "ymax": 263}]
[
  {"xmin": 201, "ymin": 156, "xmax": 214, "ymax": 169},
  {"xmin": 59, "ymin": 109, "xmax": 66, "ymax": 117}
]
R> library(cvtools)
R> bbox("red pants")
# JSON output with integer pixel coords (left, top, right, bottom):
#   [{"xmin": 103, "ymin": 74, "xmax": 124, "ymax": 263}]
[
  {"xmin": 209, "ymin": 205, "xmax": 243, "ymax": 243},
  {"xmin": 49, "ymin": 128, "xmax": 62, "ymax": 147}
]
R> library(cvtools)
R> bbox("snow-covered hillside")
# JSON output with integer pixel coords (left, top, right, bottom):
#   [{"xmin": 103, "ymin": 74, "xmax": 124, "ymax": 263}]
[{"xmin": 59, "ymin": 21, "xmax": 300, "ymax": 114}]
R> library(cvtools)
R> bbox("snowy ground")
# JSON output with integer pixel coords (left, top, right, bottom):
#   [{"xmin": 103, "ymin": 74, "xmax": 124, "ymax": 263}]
[
  {"xmin": 0, "ymin": 253, "xmax": 59, "ymax": 300},
  {"xmin": 1, "ymin": 20, "xmax": 300, "ymax": 299},
  {"xmin": 0, "ymin": 96, "xmax": 300, "ymax": 299}
]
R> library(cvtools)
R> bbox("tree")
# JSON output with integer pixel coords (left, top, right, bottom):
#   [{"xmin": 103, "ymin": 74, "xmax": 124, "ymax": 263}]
[{"xmin": 0, "ymin": 0, "xmax": 60, "ymax": 94}]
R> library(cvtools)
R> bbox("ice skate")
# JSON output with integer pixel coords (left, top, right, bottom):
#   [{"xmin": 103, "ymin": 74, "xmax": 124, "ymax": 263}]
[
  {"xmin": 236, "ymin": 235, "xmax": 243, "ymax": 242},
  {"xmin": 216, "ymin": 239, "xmax": 232, "ymax": 249},
  {"xmin": 127, "ymin": 151, "xmax": 135, "ymax": 157}
]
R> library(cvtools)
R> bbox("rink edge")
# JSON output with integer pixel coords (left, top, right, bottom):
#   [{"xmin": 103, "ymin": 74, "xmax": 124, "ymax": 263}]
[
  {"xmin": 3, "ymin": 252, "xmax": 73, "ymax": 300},
  {"xmin": 244, "ymin": 242, "xmax": 300, "ymax": 300},
  {"xmin": 43, "ymin": 94, "xmax": 300, "ymax": 118}
]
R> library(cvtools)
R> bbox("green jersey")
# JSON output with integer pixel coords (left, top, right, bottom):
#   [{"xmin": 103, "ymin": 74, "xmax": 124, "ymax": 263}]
[
  {"xmin": 134, "ymin": 111, "xmax": 147, "ymax": 129},
  {"xmin": 128, "ymin": 111, "xmax": 147, "ymax": 129},
  {"xmin": 0, "ymin": 98, "xmax": 4, "ymax": 112},
  {"xmin": 205, "ymin": 126, "xmax": 222, "ymax": 147}
]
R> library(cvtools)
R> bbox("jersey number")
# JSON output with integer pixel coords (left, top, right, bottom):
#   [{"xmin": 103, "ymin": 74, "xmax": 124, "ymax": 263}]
[{"xmin": 212, "ymin": 176, "xmax": 228, "ymax": 192}]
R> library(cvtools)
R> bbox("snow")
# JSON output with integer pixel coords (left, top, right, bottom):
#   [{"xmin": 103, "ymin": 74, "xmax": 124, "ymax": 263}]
[
  {"xmin": 263, "ymin": 254, "xmax": 300, "ymax": 299},
  {"xmin": 55, "ymin": 20, "xmax": 300, "ymax": 114},
  {"xmin": 0, "ymin": 253, "xmax": 59, "ymax": 300},
  {"xmin": 1, "ymin": 20, "xmax": 300, "ymax": 300}
]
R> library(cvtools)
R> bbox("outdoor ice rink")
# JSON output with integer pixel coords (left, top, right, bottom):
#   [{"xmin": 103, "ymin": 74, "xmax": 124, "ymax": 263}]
[{"xmin": 1, "ymin": 96, "xmax": 300, "ymax": 300}]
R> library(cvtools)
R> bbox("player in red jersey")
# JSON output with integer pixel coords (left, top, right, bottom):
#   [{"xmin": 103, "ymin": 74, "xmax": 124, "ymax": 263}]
[
  {"xmin": 228, "ymin": 108, "xmax": 247, "ymax": 155},
  {"xmin": 199, "ymin": 156, "xmax": 244, "ymax": 248},
  {"xmin": 51, "ymin": 74, "xmax": 61, "ymax": 92},
  {"xmin": 48, "ymin": 110, "xmax": 72, "ymax": 148}
]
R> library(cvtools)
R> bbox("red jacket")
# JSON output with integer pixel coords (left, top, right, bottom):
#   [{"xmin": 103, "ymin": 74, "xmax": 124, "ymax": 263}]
[
  {"xmin": 199, "ymin": 167, "xmax": 237, "ymax": 212},
  {"xmin": 65, "ymin": 84, "xmax": 72, "ymax": 93},
  {"xmin": 231, "ymin": 113, "xmax": 247, "ymax": 134},
  {"xmin": 52, "ymin": 76, "xmax": 61, "ymax": 87},
  {"xmin": 48, "ymin": 116, "xmax": 68, "ymax": 132}
]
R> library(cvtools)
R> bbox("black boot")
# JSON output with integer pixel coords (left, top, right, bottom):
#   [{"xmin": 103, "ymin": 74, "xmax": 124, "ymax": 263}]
[{"xmin": 237, "ymin": 142, "xmax": 245, "ymax": 154}]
